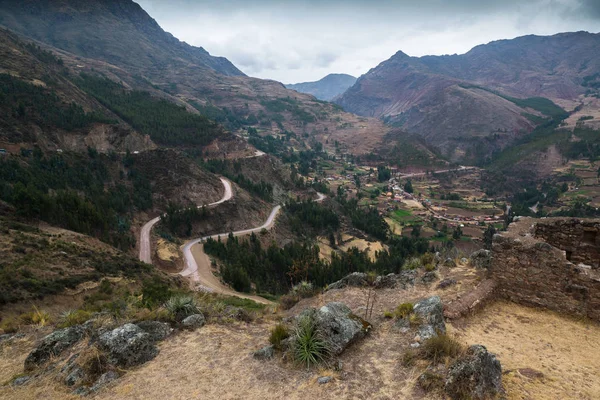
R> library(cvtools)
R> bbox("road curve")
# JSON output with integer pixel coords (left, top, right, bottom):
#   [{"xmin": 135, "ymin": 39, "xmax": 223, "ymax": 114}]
[
  {"xmin": 181, "ymin": 192, "xmax": 326, "ymax": 304},
  {"xmin": 138, "ymin": 177, "xmax": 233, "ymax": 264}
]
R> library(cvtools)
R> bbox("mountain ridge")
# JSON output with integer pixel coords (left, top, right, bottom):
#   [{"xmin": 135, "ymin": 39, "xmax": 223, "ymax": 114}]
[{"xmin": 286, "ymin": 73, "xmax": 357, "ymax": 101}]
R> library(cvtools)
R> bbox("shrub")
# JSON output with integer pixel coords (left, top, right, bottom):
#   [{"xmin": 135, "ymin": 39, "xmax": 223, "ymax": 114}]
[
  {"xmin": 420, "ymin": 252, "xmax": 435, "ymax": 265},
  {"xmin": 418, "ymin": 371, "xmax": 445, "ymax": 392},
  {"xmin": 293, "ymin": 314, "xmax": 330, "ymax": 368},
  {"xmin": 292, "ymin": 281, "xmax": 315, "ymax": 298},
  {"xmin": 383, "ymin": 310, "xmax": 394, "ymax": 319},
  {"xmin": 419, "ymin": 334, "xmax": 464, "ymax": 364},
  {"xmin": 408, "ymin": 313, "xmax": 423, "ymax": 326},
  {"xmin": 401, "ymin": 349, "xmax": 417, "ymax": 367},
  {"xmin": 269, "ymin": 323, "xmax": 290, "ymax": 350},
  {"xmin": 403, "ymin": 257, "xmax": 422, "ymax": 270},
  {"xmin": 141, "ymin": 277, "xmax": 173, "ymax": 308},
  {"xmin": 59, "ymin": 309, "xmax": 93, "ymax": 328},
  {"xmin": 424, "ymin": 263, "xmax": 436, "ymax": 272},
  {"xmin": 279, "ymin": 293, "xmax": 300, "ymax": 310},
  {"xmin": 0, "ymin": 316, "xmax": 20, "ymax": 333},
  {"xmin": 164, "ymin": 295, "xmax": 200, "ymax": 321},
  {"xmin": 21, "ymin": 306, "xmax": 51, "ymax": 327},
  {"xmin": 394, "ymin": 303, "xmax": 414, "ymax": 319}
]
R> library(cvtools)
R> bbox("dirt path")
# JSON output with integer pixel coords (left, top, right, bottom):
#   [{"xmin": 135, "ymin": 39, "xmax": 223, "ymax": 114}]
[
  {"xmin": 181, "ymin": 192, "xmax": 325, "ymax": 305},
  {"xmin": 138, "ymin": 177, "xmax": 233, "ymax": 264}
]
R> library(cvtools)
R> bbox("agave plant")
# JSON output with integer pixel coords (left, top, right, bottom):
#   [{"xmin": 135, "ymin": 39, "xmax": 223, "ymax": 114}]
[
  {"xmin": 293, "ymin": 314, "xmax": 330, "ymax": 368},
  {"xmin": 164, "ymin": 295, "xmax": 200, "ymax": 321}
]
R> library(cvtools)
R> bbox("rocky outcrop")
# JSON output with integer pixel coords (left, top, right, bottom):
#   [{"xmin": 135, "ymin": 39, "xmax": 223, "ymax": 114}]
[
  {"xmin": 98, "ymin": 324, "xmax": 158, "ymax": 368},
  {"xmin": 470, "ymin": 249, "xmax": 492, "ymax": 269},
  {"xmin": 413, "ymin": 296, "xmax": 446, "ymax": 341},
  {"xmin": 136, "ymin": 321, "xmax": 172, "ymax": 342},
  {"xmin": 327, "ymin": 272, "xmax": 369, "ymax": 290},
  {"xmin": 445, "ymin": 345, "xmax": 503, "ymax": 400},
  {"xmin": 298, "ymin": 302, "xmax": 371, "ymax": 355},
  {"xmin": 24, "ymin": 325, "xmax": 85, "ymax": 371},
  {"xmin": 181, "ymin": 313, "xmax": 206, "ymax": 330}
]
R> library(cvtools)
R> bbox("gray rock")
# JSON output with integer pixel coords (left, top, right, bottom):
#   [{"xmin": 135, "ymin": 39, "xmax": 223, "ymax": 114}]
[
  {"xmin": 460, "ymin": 257, "xmax": 468, "ymax": 264},
  {"xmin": 394, "ymin": 317, "xmax": 410, "ymax": 330},
  {"xmin": 253, "ymin": 345, "xmax": 274, "ymax": 360},
  {"xmin": 445, "ymin": 345, "xmax": 504, "ymax": 400},
  {"xmin": 98, "ymin": 324, "xmax": 158, "ymax": 368},
  {"xmin": 373, "ymin": 273, "xmax": 398, "ymax": 289},
  {"xmin": 181, "ymin": 313, "xmax": 206, "ymax": 330},
  {"xmin": 300, "ymin": 302, "xmax": 370, "ymax": 356},
  {"xmin": 0, "ymin": 334, "xmax": 12, "ymax": 342},
  {"xmin": 136, "ymin": 321, "xmax": 172, "ymax": 342},
  {"xmin": 318, "ymin": 376, "xmax": 332, "ymax": 384},
  {"xmin": 437, "ymin": 278, "xmax": 457, "ymax": 289},
  {"xmin": 65, "ymin": 366, "xmax": 86, "ymax": 387},
  {"xmin": 73, "ymin": 387, "xmax": 90, "ymax": 396},
  {"xmin": 327, "ymin": 272, "xmax": 368, "ymax": 290},
  {"xmin": 444, "ymin": 258, "xmax": 457, "ymax": 268},
  {"xmin": 413, "ymin": 296, "xmax": 446, "ymax": 341},
  {"xmin": 12, "ymin": 376, "xmax": 30, "ymax": 386},
  {"xmin": 24, "ymin": 325, "xmax": 85, "ymax": 371},
  {"xmin": 91, "ymin": 370, "xmax": 120, "ymax": 392},
  {"xmin": 470, "ymin": 249, "xmax": 493, "ymax": 269},
  {"xmin": 421, "ymin": 271, "xmax": 438, "ymax": 283}
]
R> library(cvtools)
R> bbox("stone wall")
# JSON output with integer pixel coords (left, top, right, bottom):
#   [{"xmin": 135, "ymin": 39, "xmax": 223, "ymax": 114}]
[{"xmin": 490, "ymin": 217, "xmax": 600, "ymax": 321}]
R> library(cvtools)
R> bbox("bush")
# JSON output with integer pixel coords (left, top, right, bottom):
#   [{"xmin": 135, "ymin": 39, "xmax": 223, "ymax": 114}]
[
  {"xmin": 59, "ymin": 309, "xmax": 93, "ymax": 328},
  {"xmin": 279, "ymin": 293, "xmax": 300, "ymax": 310},
  {"xmin": 394, "ymin": 303, "xmax": 414, "ymax": 319},
  {"xmin": 403, "ymin": 257, "xmax": 422, "ymax": 270},
  {"xmin": 164, "ymin": 295, "xmax": 200, "ymax": 321},
  {"xmin": 269, "ymin": 323, "xmax": 290, "ymax": 350},
  {"xmin": 383, "ymin": 310, "xmax": 394, "ymax": 319},
  {"xmin": 418, "ymin": 371, "xmax": 445, "ymax": 392},
  {"xmin": 419, "ymin": 334, "xmax": 464, "ymax": 364},
  {"xmin": 20, "ymin": 306, "xmax": 51, "ymax": 327},
  {"xmin": 0, "ymin": 316, "xmax": 20, "ymax": 333},
  {"xmin": 293, "ymin": 314, "xmax": 330, "ymax": 368},
  {"xmin": 420, "ymin": 252, "xmax": 435, "ymax": 265},
  {"xmin": 424, "ymin": 263, "xmax": 436, "ymax": 272}
]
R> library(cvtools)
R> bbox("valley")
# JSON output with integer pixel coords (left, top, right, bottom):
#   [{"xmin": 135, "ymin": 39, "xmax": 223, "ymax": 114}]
[{"xmin": 0, "ymin": 1, "xmax": 599, "ymax": 399}]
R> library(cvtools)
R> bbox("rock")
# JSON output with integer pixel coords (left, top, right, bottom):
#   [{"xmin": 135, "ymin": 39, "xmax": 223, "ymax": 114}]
[
  {"xmin": 394, "ymin": 317, "xmax": 410, "ymax": 330},
  {"xmin": 136, "ymin": 321, "xmax": 172, "ymax": 342},
  {"xmin": 253, "ymin": 345, "xmax": 274, "ymax": 360},
  {"xmin": 12, "ymin": 376, "xmax": 30, "ymax": 386},
  {"xmin": 470, "ymin": 249, "xmax": 492, "ymax": 269},
  {"xmin": 413, "ymin": 296, "xmax": 446, "ymax": 341},
  {"xmin": 98, "ymin": 324, "xmax": 158, "ymax": 368},
  {"xmin": 460, "ymin": 257, "xmax": 468, "ymax": 264},
  {"xmin": 0, "ymin": 334, "xmax": 11, "ymax": 342},
  {"xmin": 445, "ymin": 345, "xmax": 503, "ymax": 400},
  {"xmin": 73, "ymin": 387, "xmax": 90, "ymax": 396},
  {"xmin": 437, "ymin": 278, "xmax": 457, "ymax": 289},
  {"xmin": 421, "ymin": 271, "xmax": 438, "ymax": 283},
  {"xmin": 65, "ymin": 366, "xmax": 86, "ymax": 387},
  {"xmin": 318, "ymin": 376, "xmax": 332, "ymax": 384},
  {"xmin": 327, "ymin": 272, "xmax": 368, "ymax": 290},
  {"xmin": 24, "ymin": 326, "xmax": 85, "ymax": 371},
  {"xmin": 444, "ymin": 258, "xmax": 457, "ymax": 268},
  {"xmin": 181, "ymin": 313, "xmax": 206, "ymax": 330},
  {"xmin": 299, "ymin": 302, "xmax": 370, "ymax": 356},
  {"xmin": 374, "ymin": 270, "xmax": 416, "ymax": 289},
  {"xmin": 91, "ymin": 370, "xmax": 120, "ymax": 392}
]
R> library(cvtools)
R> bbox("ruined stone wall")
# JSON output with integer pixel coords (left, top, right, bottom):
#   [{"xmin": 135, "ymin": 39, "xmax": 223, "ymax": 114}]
[{"xmin": 490, "ymin": 217, "xmax": 600, "ymax": 321}]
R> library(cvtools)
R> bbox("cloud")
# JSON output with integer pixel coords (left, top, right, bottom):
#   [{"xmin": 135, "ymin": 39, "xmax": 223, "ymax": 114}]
[{"xmin": 136, "ymin": 0, "xmax": 600, "ymax": 83}]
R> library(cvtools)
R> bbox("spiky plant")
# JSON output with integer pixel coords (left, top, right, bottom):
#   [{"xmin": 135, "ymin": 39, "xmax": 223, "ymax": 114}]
[
  {"xmin": 269, "ymin": 323, "xmax": 290, "ymax": 350},
  {"xmin": 293, "ymin": 314, "xmax": 330, "ymax": 368},
  {"xmin": 164, "ymin": 295, "xmax": 200, "ymax": 321}
]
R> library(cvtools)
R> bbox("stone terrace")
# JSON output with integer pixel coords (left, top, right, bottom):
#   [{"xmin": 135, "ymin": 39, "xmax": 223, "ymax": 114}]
[{"xmin": 490, "ymin": 217, "xmax": 600, "ymax": 321}]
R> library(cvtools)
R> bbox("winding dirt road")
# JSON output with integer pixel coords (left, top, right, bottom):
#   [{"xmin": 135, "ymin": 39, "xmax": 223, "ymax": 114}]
[
  {"xmin": 180, "ymin": 192, "xmax": 326, "ymax": 304},
  {"xmin": 138, "ymin": 177, "xmax": 233, "ymax": 264}
]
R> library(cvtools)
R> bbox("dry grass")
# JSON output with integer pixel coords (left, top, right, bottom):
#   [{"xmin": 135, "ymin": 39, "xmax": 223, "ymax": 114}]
[{"xmin": 449, "ymin": 301, "xmax": 600, "ymax": 400}]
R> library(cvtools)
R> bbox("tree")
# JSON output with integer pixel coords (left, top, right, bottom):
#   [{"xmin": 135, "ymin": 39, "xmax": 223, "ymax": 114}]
[
  {"xmin": 411, "ymin": 224, "xmax": 421, "ymax": 238},
  {"xmin": 452, "ymin": 225, "xmax": 463, "ymax": 240},
  {"xmin": 404, "ymin": 180, "xmax": 414, "ymax": 194}
]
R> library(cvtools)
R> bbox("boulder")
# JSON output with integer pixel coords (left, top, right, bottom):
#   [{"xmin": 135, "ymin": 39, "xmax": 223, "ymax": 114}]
[
  {"xmin": 136, "ymin": 321, "xmax": 172, "ymax": 342},
  {"xmin": 318, "ymin": 376, "xmax": 332, "ymax": 384},
  {"xmin": 437, "ymin": 278, "xmax": 457, "ymax": 289},
  {"xmin": 327, "ymin": 272, "xmax": 369, "ymax": 290},
  {"xmin": 12, "ymin": 376, "xmax": 30, "ymax": 386},
  {"xmin": 413, "ymin": 296, "xmax": 446, "ymax": 341},
  {"xmin": 374, "ymin": 270, "xmax": 416, "ymax": 289},
  {"xmin": 470, "ymin": 249, "xmax": 492, "ymax": 269},
  {"xmin": 24, "ymin": 325, "xmax": 85, "ymax": 371},
  {"xmin": 253, "ymin": 345, "xmax": 274, "ymax": 360},
  {"xmin": 181, "ymin": 313, "xmax": 206, "ymax": 330},
  {"xmin": 299, "ymin": 302, "xmax": 370, "ymax": 355},
  {"xmin": 91, "ymin": 370, "xmax": 120, "ymax": 392},
  {"xmin": 445, "ymin": 345, "xmax": 503, "ymax": 400},
  {"xmin": 421, "ymin": 271, "xmax": 438, "ymax": 283},
  {"xmin": 98, "ymin": 324, "xmax": 158, "ymax": 368},
  {"xmin": 65, "ymin": 366, "xmax": 86, "ymax": 387},
  {"xmin": 444, "ymin": 258, "xmax": 457, "ymax": 268}
]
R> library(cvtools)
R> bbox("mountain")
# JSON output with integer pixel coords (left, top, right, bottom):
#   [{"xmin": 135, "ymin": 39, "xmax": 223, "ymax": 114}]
[
  {"xmin": 0, "ymin": 0, "xmax": 392, "ymax": 158},
  {"xmin": 286, "ymin": 73, "xmax": 357, "ymax": 101},
  {"xmin": 0, "ymin": 0, "xmax": 243, "ymax": 76},
  {"xmin": 336, "ymin": 32, "xmax": 600, "ymax": 161}
]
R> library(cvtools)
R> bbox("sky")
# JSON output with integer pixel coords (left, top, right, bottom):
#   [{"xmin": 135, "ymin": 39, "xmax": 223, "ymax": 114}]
[{"xmin": 136, "ymin": 0, "xmax": 600, "ymax": 84}]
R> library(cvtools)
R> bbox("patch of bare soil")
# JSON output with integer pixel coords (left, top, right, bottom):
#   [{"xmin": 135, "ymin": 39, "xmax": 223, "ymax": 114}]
[{"xmin": 449, "ymin": 301, "xmax": 600, "ymax": 400}]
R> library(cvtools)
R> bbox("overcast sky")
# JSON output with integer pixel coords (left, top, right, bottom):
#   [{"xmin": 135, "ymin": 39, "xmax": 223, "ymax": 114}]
[{"xmin": 136, "ymin": 0, "xmax": 600, "ymax": 83}]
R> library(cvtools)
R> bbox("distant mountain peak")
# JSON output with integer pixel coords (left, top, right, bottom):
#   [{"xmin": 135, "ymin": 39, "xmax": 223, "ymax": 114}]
[{"xmin": 286, "ymin": 73, "xmax": 357, "ymax": 101}]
